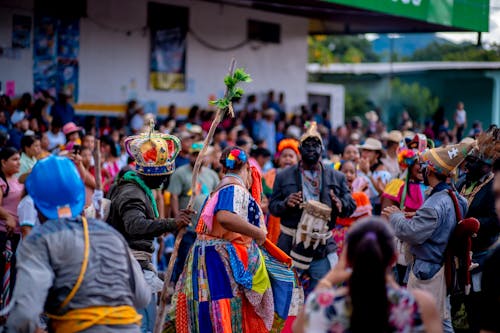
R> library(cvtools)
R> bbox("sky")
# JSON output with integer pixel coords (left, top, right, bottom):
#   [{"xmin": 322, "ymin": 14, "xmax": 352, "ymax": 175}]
[{"xmin": 437, "ymin": 0, "xmax": 500, "ymax": 44}]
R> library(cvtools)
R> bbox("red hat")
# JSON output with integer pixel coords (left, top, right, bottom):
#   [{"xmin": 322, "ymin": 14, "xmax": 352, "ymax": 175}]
[{"xmin": 62, "ymin": 122, "xmax": 82, "ymax": 136}]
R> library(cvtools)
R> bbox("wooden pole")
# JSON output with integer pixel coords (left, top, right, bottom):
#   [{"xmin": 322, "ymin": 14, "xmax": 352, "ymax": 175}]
[{"xmin": 153, "ymin": 58, "xmax": 236, "ymax": 333}]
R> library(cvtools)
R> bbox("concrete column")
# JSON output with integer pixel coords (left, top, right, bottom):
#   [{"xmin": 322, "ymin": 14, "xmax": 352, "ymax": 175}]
[{"xmin": 485, "ymin": 71, "xmax": 500, "ymax": 126}]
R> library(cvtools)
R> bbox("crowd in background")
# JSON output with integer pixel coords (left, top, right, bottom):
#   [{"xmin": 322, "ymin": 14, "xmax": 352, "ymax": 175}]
[{"xmin": 0, "ymin": 87, "xmax": 497, "ymax": 333}]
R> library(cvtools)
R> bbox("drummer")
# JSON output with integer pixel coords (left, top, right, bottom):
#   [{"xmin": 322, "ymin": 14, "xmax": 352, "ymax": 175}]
[{"xmin": 269, "ymin": 122, "xmax": 356, "ymax": 293}]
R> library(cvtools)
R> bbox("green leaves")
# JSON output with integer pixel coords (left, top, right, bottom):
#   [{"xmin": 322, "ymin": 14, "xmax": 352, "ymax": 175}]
[{"xmin": 210, "ymin": 68, "xmax": 252, "ymax": 109}]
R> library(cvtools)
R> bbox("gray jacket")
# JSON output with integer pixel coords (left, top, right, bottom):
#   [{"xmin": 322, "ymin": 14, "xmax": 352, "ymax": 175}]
[
  {"xmin": 390, "ymin": 187, "xmax": 468, "ymax": 280},
  {"xmin": 6, "ymin": 218, "xmax": 150, "ymax": 333}
]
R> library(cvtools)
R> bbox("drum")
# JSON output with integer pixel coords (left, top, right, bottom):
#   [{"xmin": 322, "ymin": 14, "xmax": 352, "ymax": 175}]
[{"xmin": 290, "ymin": 200, "xmax": 332, "ymax": 270}]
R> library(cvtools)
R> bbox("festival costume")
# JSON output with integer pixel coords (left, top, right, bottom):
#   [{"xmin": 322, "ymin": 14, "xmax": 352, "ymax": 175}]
[
  {"xmin": 383, "ymin": 141, "xmax": 429, "ymax": 276},
  {"xmin": 390, "ymin": 142, "xmax": 473, "ymax": 332},
  {"xmin": 455, "ymin": 126, "xmax": 500, "ymax": 332},
  {"xmin": 270, "ymin": 124, "xmax": 356, "ymax": 294},
  {"xmin": 332, "ymin": 191, "xmax": 372, "ymax": 256},
  {"xmin": 107, "ymin": 125, "xmax": 181, "ymax": 332},
  {"xmin": 169, "ymin": 182, "xmax": 292, "ymax": 333},
  {"xmin": 263, "ymin": 138, "xmax": 300, "ymax": 244}
]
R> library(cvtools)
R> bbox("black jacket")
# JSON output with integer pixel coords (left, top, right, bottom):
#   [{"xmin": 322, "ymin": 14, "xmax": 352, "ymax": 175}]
[
  {"xmin": 269, "ymin": 163, "xmax": 356, "ymax": 256},
  {"xmin": 107, "ymin": 180, "xmax": 177, "ymax": 258},
  {"xmin": 458, "ymin": 177, "xmax": 499, "ymax": 252}
]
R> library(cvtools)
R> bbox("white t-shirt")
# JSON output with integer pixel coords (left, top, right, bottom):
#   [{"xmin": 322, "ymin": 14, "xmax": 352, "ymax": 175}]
[
  {"xmin": 18, "ymin": 195, "xmax": 39, "ymax": 228},
  {"xmin": 46, "ymin": 131, "xmax": 66, "ymax": 150},
  {"xmin": 455, "ymin": 109, "xmax": 467, "ymax": 125}
]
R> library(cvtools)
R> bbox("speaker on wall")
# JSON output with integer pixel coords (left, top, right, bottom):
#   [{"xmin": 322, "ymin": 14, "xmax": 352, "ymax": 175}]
[{"xmin": 247, "ymin": 19, "xmax": 281, "ymax": 44}]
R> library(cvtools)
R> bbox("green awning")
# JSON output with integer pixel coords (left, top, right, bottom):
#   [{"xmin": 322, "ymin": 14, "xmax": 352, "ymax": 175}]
[{"xmin": 321, "ymin": 0, "xmax": 490, "ymax": 32}]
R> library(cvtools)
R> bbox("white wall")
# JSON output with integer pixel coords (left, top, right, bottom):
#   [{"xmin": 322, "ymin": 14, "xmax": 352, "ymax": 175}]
[
  {"xmin": 0, "ymin": 0, "xmax": 309, "ymax": 112},
  {"xmin": 0, "ymin": 0, "xmax": 34, "ymax": 97}
]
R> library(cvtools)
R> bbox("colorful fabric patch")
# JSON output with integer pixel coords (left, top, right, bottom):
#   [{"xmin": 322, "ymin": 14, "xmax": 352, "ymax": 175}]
[
  {"xmin": 198, "ymin": 301, "xmax": 213, "ymax": 333},
  {"xmin": 206, "ymin": 246, "xmax": 233, "ymax": 300}
]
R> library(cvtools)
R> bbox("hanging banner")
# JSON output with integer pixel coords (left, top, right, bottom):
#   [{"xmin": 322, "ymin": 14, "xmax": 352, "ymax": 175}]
[
  {"xmin": 149, "ymin": 26, "xmax": 187, "ymax": 91},
  {"xmin": 148, "ymin": 2, "xmax": 188, "ymax": 91},
  {"xmin": 12, "ymin": 15, "xmax": 32, "ymax": 49},
  {"xmin": 33, "ymin": 16, "xmax": 79, "ymax": 100}
]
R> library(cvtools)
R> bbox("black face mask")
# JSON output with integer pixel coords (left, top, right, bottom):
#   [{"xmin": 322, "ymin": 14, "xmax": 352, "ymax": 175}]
[
  {"xmin": 465, "ymin": 159, "xmax": 485, "ymax": 182},
  {"xmin": 300, "ymin": 139, "xmax": 322, "ymax": 165}
]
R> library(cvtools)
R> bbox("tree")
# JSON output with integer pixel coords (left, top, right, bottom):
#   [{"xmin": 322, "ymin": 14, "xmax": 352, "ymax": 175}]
[
  {"xmin": 308, "ymin": 35, "xmax": 380, "ymax": 65},
  {"xmin": 387, "ymin": 78, "xmax": 439, "ymax": 126},
  {"xmin": 405, "ymin": 41, "xmax": 500, "ymax": 62},
  {"xmin": 345, "ymin": 88, "xmax": 374, "ymax": 121}
]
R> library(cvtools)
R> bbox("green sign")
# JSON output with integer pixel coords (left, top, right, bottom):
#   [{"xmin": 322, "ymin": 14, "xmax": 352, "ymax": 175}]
[{"xmin": 322, "ymin": 0, "xmax": 490, "ymax": 32}]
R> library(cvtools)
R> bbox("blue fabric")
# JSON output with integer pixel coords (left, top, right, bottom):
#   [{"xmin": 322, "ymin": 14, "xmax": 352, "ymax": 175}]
[
  {"xmin": 263, "ymin": 248, "xmax": 294, "ymax": 319},
  {"xmin": 138, "ymin": 294, "xmax": 156, "ymax": 333},
  {"xmin": 191, "ymin": 244, "xmax": 200, "ymax": 302},
  {"xmin": 214, "ymin": 186, "xmax": 235, "ymax": 214},
  {"xmin": 226, "ymin": 244, "xmax": 253, "ymax": 290},
  {"xmin": 205, "ymin": 246, "xmax": 233, "ymax": 300},
  {"xmin": 172, "ymin": 230, "xmax": 197, "ymax": 283},
  {"xmin": 198, "ymin": 301, "xmax": 213, "ymax": 333}
]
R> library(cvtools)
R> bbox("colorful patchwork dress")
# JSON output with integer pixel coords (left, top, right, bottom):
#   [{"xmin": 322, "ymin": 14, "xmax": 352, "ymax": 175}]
[{"xmin": 168, "ymin": 184, "xmax": 291, "ymax": 333}]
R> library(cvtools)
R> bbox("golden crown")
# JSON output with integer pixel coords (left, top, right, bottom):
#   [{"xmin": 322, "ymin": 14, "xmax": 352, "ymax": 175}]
[{"xmin": 124, "ymin": 121, "xmax": 181, "ymax": 176}]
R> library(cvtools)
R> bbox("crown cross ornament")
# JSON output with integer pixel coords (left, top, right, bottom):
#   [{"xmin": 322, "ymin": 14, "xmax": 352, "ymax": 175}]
[{"xmin": 124, "ymin": 119, "xmax": 181, "ymax": 176}]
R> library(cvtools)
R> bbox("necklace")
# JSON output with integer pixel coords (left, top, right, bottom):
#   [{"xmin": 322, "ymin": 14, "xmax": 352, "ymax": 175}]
[{"xmin": 225, "ymin": 173, "xmax": 246, "ymax": 187}]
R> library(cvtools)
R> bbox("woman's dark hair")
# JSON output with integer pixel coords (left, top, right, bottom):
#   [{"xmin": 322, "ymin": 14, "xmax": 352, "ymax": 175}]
[
  {"xmin": 220, "ymin": 146, "xmax": 248, "ymax": 172},
  {"xmin": 20, "ymin": 135, "xmax": 38, "ymax": 153},
  {"xmin": 0, "ymin": 147, "xmax": 19, "ymax": 198},
  {"xmin": 346, "ymin": 217, "xmax": 395, "ymax": 333},
  {"xmin": 100, "ymin": 135, "xmax": 118, "ymax": 158}
]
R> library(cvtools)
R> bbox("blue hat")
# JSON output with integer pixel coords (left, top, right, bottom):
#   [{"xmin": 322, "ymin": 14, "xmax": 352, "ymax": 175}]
[{"xmin": 26, "ymin": 156, "xmax": 85, "ymax": 220}]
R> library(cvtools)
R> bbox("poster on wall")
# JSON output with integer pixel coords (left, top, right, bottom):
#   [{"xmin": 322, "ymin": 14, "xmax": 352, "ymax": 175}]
[
  {"xmin": 148, "ymin": 2, "xmax": 188, "ymax": 91},
  {"xmin": 149, "ymin": 27, "xmax": 187, "ymax": 91},
  {"xmin": 33, "ymin": 16, "xmax": 79, "ymax": 101},
  {"xmin": 12, "ymin": 15, "xmax": 32, "ymax": 49}
]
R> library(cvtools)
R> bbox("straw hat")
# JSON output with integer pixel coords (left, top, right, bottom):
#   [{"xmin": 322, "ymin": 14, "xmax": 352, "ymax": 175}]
[
  {"xmin": 385, "ymin": 130, "xmax": 403, "ymax": 143},
  {"xmin": 421, "ymin": 141, "xmax": 474, "ymax": 176},
  {"xmin": 357, "ymin": 138, "xmax": 383, "ymax": 151}
]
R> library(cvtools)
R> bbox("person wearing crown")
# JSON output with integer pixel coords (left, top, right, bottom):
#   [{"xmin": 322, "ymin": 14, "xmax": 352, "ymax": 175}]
[
  {"xmin": 107, "ymin": 124, "xmax": 194, "ymax": 333},
  {"xmin": 383, "ymin": 141, "xmax": 474, "ymax": 333},
  {"xmin": 269, "ymin": 122, "xmax": 355, "ymax": 294}
]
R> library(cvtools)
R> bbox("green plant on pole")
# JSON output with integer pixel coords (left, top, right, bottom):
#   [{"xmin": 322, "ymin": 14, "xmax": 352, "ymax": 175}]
[{"xmin": 153, "ymin": 59, "xmax": 251, "ymax": 333}]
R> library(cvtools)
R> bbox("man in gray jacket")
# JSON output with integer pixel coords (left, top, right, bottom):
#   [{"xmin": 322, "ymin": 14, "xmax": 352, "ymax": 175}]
[
  {"xmin": 383, "ymin": 141, "xmax": 474, "ymax": 333},
  {"xmin": 7, "ymin": 156, "xmax": 150, "ymax": 333}
]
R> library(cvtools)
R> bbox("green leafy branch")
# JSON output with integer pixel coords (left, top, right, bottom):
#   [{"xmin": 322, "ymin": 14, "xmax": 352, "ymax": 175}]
[{"xmin": 209, "ymin": 68, "xmax": 252, "ymax": 110}]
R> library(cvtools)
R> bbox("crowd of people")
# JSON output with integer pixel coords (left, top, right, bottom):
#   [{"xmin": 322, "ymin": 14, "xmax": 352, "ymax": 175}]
[{"xmin": 0, "ymin": 88, "xmax": 498, "ymax": 333}]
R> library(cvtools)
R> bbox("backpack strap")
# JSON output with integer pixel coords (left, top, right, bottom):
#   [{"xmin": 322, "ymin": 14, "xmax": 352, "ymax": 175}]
[{"xmin": 447, "ymin": 189, "xmax": 463, "ymax": 222}]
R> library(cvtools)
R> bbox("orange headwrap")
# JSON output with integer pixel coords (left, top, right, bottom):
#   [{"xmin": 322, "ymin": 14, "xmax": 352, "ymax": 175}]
[
  {"xmin": 277, "ymin": 138, "xmax": 300, "ymax": 156},
  {"xmin": 250, "ymin": 165, "xmax": 263, "ymax": 206}
]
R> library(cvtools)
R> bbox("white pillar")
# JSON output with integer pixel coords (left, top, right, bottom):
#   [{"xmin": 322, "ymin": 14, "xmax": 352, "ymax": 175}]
[{"xmin": 485, "ymin": 71, "xmax": 500, "ymax": 126}]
